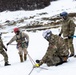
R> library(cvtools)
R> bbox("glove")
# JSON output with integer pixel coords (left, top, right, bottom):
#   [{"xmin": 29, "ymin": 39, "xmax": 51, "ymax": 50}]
[
  {"xmin": 68, "ymin": 36, "xmax": 71, "ymax": 39},
  {"xmin": 33, "ymin": 63, "xmax": 40, "ymax": 68},
  {"xmin": 36, "ymin": 60, "xmax": 40, "ymax": 63},
  {"xmin": 5, "ymin": 48, "xmax": 7, "ymax": 51},
  {"xmin": 59, "ymin": 34, "xmax": 61, "ymax": 36},
  {"xmin": 7, "ymin": 43, "xmax": 9, "ymax": 46}
]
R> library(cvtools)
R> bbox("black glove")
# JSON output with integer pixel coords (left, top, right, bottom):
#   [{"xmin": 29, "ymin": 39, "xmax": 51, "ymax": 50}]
[
  {"xmin": 5, "ymin": 48, "xmax": 7, "ymax": 51},
  {"xmin": 59, "ymin": 34, "xmax": 61, "ymax": 36},
  {"xmin": 68, "ymin": 36, "xmax": 71, "ymax": 39},
  {"xmin": 7, "ymin": 43, "xmax": 9, "ymax": 46},
  {"xmin": 36, "ymin": 60, "xmax": 40, "ymax": 63}
]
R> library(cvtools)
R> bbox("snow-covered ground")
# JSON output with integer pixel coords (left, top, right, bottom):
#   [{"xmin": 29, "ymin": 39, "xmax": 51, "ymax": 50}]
[{"xmin": 0, "ymin": 0, "xmax": 76, "ymax": 75}]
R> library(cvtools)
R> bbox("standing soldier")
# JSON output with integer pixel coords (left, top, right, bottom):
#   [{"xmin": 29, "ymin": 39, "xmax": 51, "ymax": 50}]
[
  {"xmin": 59, "ymin": 11, "xmax": 75, "ymax": 57},
  {"xmin": 6, "ymin": 28, "xmax": 29, "ymax": 62},
  {"xmin": 0, "ymin": 33, "xmax": 10, "ymax": 66},
  {"xmin": 34, "ymin": 30, "xmax": 69, "ymax": 67}
]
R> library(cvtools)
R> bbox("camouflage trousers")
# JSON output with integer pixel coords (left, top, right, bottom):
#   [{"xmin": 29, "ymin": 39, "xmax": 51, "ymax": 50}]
[
  {"xmin": 44, "ymin": 56, "xmax": 68, "ymax": 66},
  {"xmin": 42, "ymin": 56, "xmax": 61, "ymax": 66},
  {"xmin": 0, "ymin": 50, "xmax": 8, "ymax": 62},
  {"xmin": 64, "ymin": 38, "xmax": 74, "ymax": 55}
]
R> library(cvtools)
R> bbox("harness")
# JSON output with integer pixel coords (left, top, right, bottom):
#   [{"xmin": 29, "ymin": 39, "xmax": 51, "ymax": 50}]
[{"xmin": 16, "ymin": 32, "xmax": 26, "ymax": 48}]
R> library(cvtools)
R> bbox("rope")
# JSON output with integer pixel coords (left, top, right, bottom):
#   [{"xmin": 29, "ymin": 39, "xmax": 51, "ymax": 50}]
[
  {"xmin": 27, "ymin": 53, "xmax": 36, "ymax": 65},
  {"xmin": 27, "ymin": 53, "xmax": 36, "ymax": 75},
  {"xmin": 27, "ymin": 53, "xmax": 48, "ymax": 75}
]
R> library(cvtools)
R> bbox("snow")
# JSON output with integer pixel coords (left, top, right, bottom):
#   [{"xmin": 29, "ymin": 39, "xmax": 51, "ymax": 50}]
[{"xmin": 0, "ymin": 0, "xmax": 76, "ymax": 75}]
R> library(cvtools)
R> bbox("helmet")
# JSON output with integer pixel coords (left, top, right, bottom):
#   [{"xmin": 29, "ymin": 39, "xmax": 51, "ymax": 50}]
[
  {"xmin": 60, "ymin": 12, "xmax": 68, "ymax": 17},
  {"xmin": 42, "ymin": 29, "xmax": 52, "ymax": 40},
  {"xmin": 14, "ymin": 28, "xmax": 19, "ymax": 33}
]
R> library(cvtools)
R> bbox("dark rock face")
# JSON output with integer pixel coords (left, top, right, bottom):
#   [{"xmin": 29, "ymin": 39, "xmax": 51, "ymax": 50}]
[
  {"xmin": 0, "ymin": 0, "xmax": 57, "ymax": 12},
  {"xmin": 0, "ymin": 0, "xmax": 49, "ymax": 11}
]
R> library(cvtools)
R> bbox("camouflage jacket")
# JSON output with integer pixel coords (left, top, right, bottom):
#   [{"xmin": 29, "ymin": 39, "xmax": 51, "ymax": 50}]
[
  {"xmin": 42, "ymin": 34, "xmax": 69, "ymax": 62},
  {"xmin": 8, "ymin": 32, "xmax": 29, "ymax": 44},
  {"xmin": 60, "ymin": 17, "xmax": 75, "ymax": 37},
  {"xmin": 0, "ymin": 38, "xmax": 7, "ymax": 51}
]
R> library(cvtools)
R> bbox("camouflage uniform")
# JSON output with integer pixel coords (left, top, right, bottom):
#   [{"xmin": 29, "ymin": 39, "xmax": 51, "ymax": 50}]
[
  {"xmin": 7, "ymin": 31, "xmax": 29, "ymax": 62},
  {"xmin": 40, "ymin": 34, "xmax": 69, "ymax": 66},
  {"xmin": 0, "ymin": 38, "xmax": 9, "ymax": 64},
  {"xmin": 59, "ymin": 17, "xmax": 75, "ymax": 56}
]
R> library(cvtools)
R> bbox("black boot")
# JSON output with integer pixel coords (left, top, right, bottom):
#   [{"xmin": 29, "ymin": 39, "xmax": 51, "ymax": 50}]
[
  {"xmin": 69, "ymin": 54, "xmax": 74, "ymax": 57},
  {"xmin": 5, "ymin": 62, "xmax": 11, "ymax": 66}
]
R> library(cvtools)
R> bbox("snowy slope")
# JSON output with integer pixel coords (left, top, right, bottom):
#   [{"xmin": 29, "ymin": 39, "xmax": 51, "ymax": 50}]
[
  {"xmin": 0, "ymin": 0, "xmax": 76, "ymax": 75},
  {"xmin": 0, "ymin": 0, "xmax": 76, "ymax": 32}
]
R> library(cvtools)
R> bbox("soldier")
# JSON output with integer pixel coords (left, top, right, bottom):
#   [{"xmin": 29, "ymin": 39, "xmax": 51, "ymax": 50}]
[
  {"xmin": 59, "ymin": 11, "xmax": 75, "ymax": 57},
  {"xmin": 34, "ymin": 30, "xmax": 69, "ymax": 67},
  {"xmin": 6, "ymin": 28, "xmax": 29, "ymax": 62},
  {"xmin": 0, "ymin": 33, "xmax": 10, "ymax": 66}
]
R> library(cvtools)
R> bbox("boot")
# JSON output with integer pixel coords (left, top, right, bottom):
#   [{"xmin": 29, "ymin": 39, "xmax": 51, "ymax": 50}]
[
  {"xmin": 19, "ymin": 55, "xmax": 23, "ymax": 62},
  {"xmin": 69, "ymin": 54, "xmax": 74, "ymax": 57},
  {"xmin": 24, "ymin": 54, "xmax": 27, "ymax": 61},
  {"xmin": 5, "ymin": 62, "xmax": 11, "ymax": 66}
]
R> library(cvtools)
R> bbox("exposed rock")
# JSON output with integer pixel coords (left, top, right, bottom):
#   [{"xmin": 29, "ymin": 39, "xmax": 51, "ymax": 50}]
[{"xmin": 0, "ymin": 0, "xmax": 52, "ymax": 12}]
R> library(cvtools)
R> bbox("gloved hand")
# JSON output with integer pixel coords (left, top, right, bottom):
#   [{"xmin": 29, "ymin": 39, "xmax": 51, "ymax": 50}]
[
  {"xmin": 5, "ymin": 48, "xmax": 7, "ymax": 51},
  {"xmin": 59, "ymin": 34, "xmax": 61, "ymax": 36},
  {"xmin": 68, "ymin": 36, "xmax": 71, "ymax": 39},
  {"xmin": 33, "ymin": 63, "xmax": 40, "ymax": 68},
  {"xmin": 6, "ymin": 43, "xmax": 9, "ymax": 46},
  {"xmin": 36, "ymin": 60, "xmax": 40, "ymax": 63}
]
